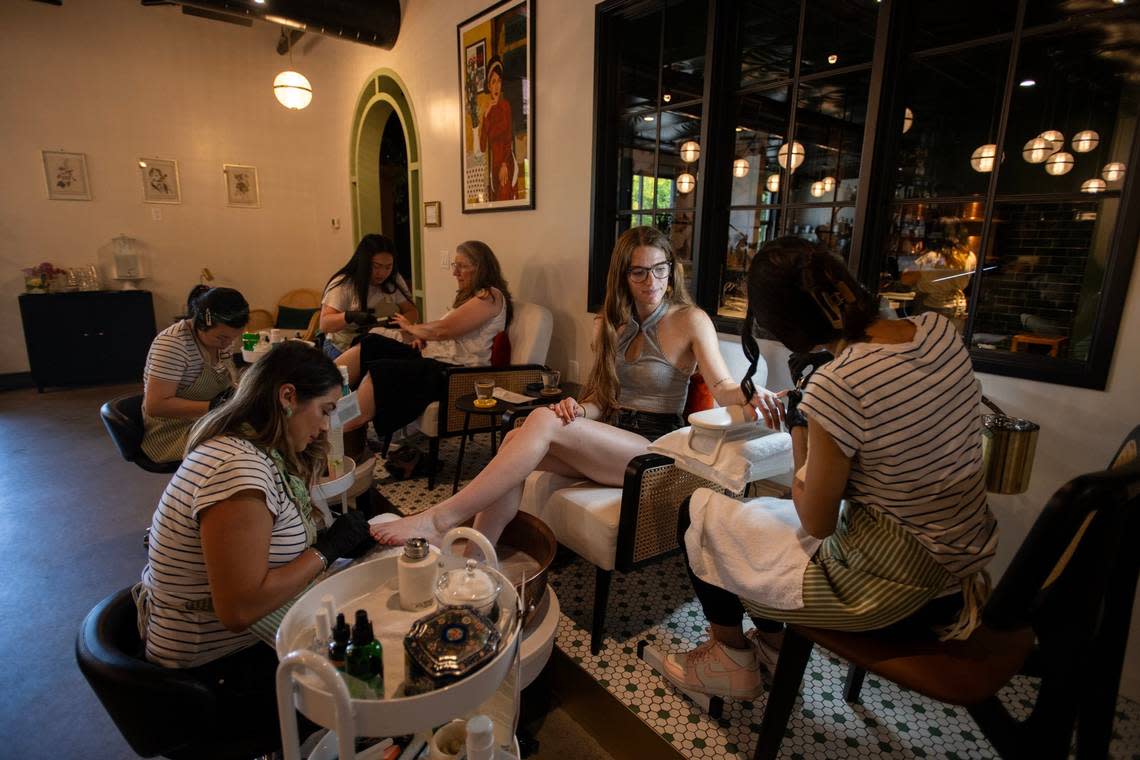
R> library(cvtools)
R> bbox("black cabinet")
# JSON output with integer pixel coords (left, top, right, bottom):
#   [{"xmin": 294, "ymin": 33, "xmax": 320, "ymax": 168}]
[{"xmin": 18, "ymin": 291, "xmax": 157, "ymax": 391}]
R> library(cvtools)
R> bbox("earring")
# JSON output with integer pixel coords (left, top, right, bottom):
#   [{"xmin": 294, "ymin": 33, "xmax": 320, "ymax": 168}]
[{"xmin": 283, "ymin": 405, "xmax": 293, "ymax": 418}]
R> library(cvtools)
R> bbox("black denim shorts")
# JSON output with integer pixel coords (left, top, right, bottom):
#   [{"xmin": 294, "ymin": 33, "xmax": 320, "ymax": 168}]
[{"xmin": 613, "ymin": 408, "xmax": 684, "ymax": 441}]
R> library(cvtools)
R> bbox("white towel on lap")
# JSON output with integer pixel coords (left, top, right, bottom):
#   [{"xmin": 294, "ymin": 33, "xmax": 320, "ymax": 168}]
[
  {"xmin": 649, "ymin": 427, "xmax": 793, "ymax": 493},
  {"xmin": 684, "ymin": 488, "xmax": 821, "ymax": 610}
]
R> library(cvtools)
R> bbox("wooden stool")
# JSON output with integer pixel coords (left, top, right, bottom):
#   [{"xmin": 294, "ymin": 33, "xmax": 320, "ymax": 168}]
[{"xmin": 1010, "ymin": 333, "xmax": 1067, "ymax": 357}]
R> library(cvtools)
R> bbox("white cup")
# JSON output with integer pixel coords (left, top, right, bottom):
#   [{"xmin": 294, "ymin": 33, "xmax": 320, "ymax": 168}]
[
  {"xmin": 429, "ymin": 719, "xmax": 467, "ymax": 760},
  {"xmin": 269, "ymin": 328, "xmax": 286, "ymax": 344}
]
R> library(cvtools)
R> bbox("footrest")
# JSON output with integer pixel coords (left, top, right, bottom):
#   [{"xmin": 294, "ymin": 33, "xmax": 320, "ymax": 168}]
[{"xmin": 637, "ymin": 640, "xmax": 724, "ymax": 719}]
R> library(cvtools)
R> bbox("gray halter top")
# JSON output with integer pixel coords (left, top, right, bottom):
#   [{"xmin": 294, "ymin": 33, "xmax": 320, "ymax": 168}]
[{"xmin": 615, "ymin": 301, "xmax": 694, "ymax": 415}]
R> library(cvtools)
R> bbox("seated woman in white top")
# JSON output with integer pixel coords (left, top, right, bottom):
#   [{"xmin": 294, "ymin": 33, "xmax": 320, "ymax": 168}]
[
  {"xmin": 138, "ymin": 341, "xmax": 373, "ymax": 736},
  {"xmin": 661, "ymin": 237, "xmax": 998, "ymax": 700},
  {"xmin": 319, "ymin": 234, "xmax": 420, "ymax": 359},
  {"xmin": 336, "ymin": 240, "xmax": 511, "ymax": 437},
  {"xmin": 141, "ymin": 286, "xmax": 248, "ymax": 463}
]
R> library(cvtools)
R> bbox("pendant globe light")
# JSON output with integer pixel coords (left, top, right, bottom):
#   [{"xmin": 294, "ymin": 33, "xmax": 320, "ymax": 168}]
[
  {"xmin": 970, "ymin": 144, "xmax": 997, "ymax": 173},
  {"xmin": 1102, "ymin": 162, "xmax": 1127, "ymax": 182},
  {"xmin": 1072, "ymin": 130, "xmax": 1099, "ymax": 153},
  {"xmin": 1040, "ymin": 130, "xmax": 1064, "ymax": 152},
  {"xmin": 676, "ymin": 172, "xmax": 696, "ymax": 193},
  {"xmin": 1080, "ymin": 178, "xmax": 1107, "ymax": 194},
  {"xmin": 1045, "ymin": 151, "xmax": 1074, "ymax": 176},
  {"xmin": 273, "ymin": 29, "xmax": 312, "ymax": 110},
  {"xmin": 902, "ymin": 107, "xmax": 914, "ymax": 134},
  {"xmin": 1022, "ymin": 136, "xmax": 1053, "ymax": 164},
  {"xmin": 822, "ymin": 176, "xmax": 836, "ymax": 192},
  {"xmin": 777, "ymin": 141, "xmax": 805, "ymax": 172},
  {"xmin": 810, "ymin": 180, "xmax": 825, "ymax": 197},
  {"xmin": 765, "ymin": 173, "xmax": 781, "ymax": 193},
  {"xmin": 679, "ymin": 140, "xmax": 701, "ymax": 163},
  {"xmin": 732, "ymin": 158, "xmax": 750, "ymax": 178}
]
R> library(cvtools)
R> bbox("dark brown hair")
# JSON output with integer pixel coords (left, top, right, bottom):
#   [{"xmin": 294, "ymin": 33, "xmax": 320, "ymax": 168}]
[{"xmin": 454, "ymin": 240, "xmax": 514, "ymax": 327}]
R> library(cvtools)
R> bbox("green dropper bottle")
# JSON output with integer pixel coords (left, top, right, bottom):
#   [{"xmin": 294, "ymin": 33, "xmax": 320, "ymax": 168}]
[
  {"xmin": 345, "ymin": 609, "xmax": 383, "ymax": 698},
  {"xmin": 328, "ymin": 612, "xmax": 350, "ymax": 671}
]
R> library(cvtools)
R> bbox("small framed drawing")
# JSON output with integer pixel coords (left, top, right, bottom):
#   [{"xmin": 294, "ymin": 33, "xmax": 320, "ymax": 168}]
[
  {"xmin": 139, "ymin": 158, "xmax": 181, "ymax": 204},
  {"xmin": 223, "ymin": 164, "xmax": 260, "ymax": 208},
  {"xmin": 424, "ymin": 201, "xmax": 442, "ymax": 227},
  {"xmin": 42, "ymin": 150, "xmax": 91, "ymax": 201}
]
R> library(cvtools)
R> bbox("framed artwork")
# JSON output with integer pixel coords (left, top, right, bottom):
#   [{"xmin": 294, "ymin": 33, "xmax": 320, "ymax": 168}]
[
  {"xmin": 139, "ymin": 158, "xmax": 181, "ymax": 204},
  {"xmin": 424, "ymin": 201, "xmax": 442, "ymax": 227},
  {"xmin": 458, "ymin": 0, "xmax": 535, "ymax": 213},
  {"xmin": 41, "ymin": 150, "xmax": 91, "ymax": 201},
  {"xmin": 223, "ymin": 164, "xmax": 260, "ymax": 208}
]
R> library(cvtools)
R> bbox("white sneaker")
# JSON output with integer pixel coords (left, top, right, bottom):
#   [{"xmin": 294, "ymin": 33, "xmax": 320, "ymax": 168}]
[
  {"xmin": 746, "ymin": 628, "xmax": 782, "ymax": 675},
  {"xmin": 662, "ymin": 634, "xmax": 764, "ymax": 699}
]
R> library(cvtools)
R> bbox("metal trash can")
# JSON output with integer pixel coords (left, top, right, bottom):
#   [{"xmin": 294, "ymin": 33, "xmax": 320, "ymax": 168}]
[{"xmin": 980, "ymin": 397, "xmax": 1039, "ymax": 495}]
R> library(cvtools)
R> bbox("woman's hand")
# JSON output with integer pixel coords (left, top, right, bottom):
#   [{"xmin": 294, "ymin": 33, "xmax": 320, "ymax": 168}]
[
  {"xmin": 750, "ymin": 387, "xmax": 786, "ymax": 430},
  {"xmin": 410, "ymin": 338, "xmax": 426, "ymax": 351},
  {"xmin": 548, "ymin": 396, "xmax": 585, "ymax": 424},
  {"xmin": 392, "ymin": 312, "xmax": 413, "ymax": 331}
]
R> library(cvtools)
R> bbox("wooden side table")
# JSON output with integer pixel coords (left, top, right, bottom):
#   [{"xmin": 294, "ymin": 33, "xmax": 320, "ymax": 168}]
[
  {"xmin": 1010, "ymin": 333, "xmax": 1067, "ymax": 357},
  {"xmin": 452, "ymin": 393, "xmax": 509, "ymax": 494}
]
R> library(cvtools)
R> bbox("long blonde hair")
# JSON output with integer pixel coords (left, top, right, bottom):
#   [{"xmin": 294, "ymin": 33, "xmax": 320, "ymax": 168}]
[
  {"xmin": 185, "ymin": 341, "xmax": 341, "ymax": 483},
  {"xmin": 582, "ymin": 226, "xmax": 694, "ymax": 420}
]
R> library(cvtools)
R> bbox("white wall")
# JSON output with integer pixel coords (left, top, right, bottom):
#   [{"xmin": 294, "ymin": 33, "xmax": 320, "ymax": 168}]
[{"xmin": 3, "ymin": 0, "xmax": 1139, "ymax": 700}]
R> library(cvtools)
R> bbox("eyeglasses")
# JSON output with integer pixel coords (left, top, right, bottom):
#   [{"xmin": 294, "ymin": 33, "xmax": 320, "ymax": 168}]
[
  {"xmin": 626, "ymin": 262, "xmax": 672, "ymax": 283},
  {"xmin": 451, "ymin": 262, "xmax": 474, "ymax": 272}
]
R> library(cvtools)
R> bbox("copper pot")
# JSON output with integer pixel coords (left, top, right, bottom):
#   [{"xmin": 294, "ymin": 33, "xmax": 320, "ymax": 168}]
[{"xmin": 496, "ymin": 512, "xmax": 556, "ymax": 625}]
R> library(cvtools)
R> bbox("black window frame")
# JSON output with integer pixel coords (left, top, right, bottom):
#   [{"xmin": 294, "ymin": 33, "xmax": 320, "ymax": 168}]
[{"xmin": 589, "ymin": 0, "xmax": 1140, "ymax": 390}]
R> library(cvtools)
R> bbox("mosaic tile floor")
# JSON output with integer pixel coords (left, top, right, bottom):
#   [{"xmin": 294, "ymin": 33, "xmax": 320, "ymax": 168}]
[{"xmin": 375, "ymin": 434, "xmax": 1140, "ymax": 760}]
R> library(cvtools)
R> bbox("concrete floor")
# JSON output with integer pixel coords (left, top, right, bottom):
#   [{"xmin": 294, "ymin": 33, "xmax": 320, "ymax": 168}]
[{"xmin": 0, "ymin": 383, "xmax": 614, "ymax": 760}]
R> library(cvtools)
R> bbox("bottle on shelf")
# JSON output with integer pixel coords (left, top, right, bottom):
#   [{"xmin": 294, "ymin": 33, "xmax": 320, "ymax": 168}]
[
  {"xmin": 328, "ymin": 612, "xmax": 350, "ymax": 671},
  {"xmin": 345, "ymin": 609, "xmax": 384, "ymax": 698},
  {"xmin": 464, "ymin": 715, "xmax": 496, "ymax": 760},
  {"xmin": 398, "ymin": 537, "xmax": 439, "ymax": 611}
]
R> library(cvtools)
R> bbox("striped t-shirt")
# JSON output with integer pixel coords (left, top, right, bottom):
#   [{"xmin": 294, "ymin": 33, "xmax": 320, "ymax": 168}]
[
  {"xmin": 799, "ymin": 312, "xmax": 997, "ymax": 578},
  {"xmin": 140, "ymin": 436, "xmax": 308, "ymax": 668},
  {"xmin": 144, "ymin": 319, "xmax": 233, "ymax": 392}
]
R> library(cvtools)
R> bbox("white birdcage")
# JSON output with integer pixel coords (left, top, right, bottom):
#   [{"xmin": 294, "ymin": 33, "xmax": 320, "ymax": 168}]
[{"xmin": 112, "ymin": 234, "xmax": 145, "ymax": 289}]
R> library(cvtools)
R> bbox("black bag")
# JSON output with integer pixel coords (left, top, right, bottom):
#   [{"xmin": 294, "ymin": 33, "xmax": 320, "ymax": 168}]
[{"xmin": 385, "ymin": 445, "xmax": 423, "ymax": 481}]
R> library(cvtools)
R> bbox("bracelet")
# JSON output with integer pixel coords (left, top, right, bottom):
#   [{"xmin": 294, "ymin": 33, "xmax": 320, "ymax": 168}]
[{"xmin": 310, "ymin": 546, "xmax": 329, "ymax": 571}]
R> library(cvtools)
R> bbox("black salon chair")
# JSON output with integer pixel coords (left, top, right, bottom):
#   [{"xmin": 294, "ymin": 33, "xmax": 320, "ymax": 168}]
[
  {"xmin": 76, "ymin": 587, "xmax": 280, "ymax": 760},
  {"xmin": 100, "ymin": 393, "xmax": 179, "ymax": 474},
  {"xmin": 753, "ymin": 425, "xmax": 1140, "ymax": 760}
]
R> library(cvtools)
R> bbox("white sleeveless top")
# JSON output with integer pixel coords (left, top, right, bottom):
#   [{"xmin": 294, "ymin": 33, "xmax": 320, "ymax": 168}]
[{"xmin": 422, "ymin": 290, "xmax": 507, "ymax": 366}]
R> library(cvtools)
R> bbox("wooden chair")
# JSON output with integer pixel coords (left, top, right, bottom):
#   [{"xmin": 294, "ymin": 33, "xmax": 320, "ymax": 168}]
[
  {"xmin": 753, "ymin": 425, "xmax": 1140, "ymax": 760},
  {"xmin": 276, "ymin": 289, "xmax": 322, "ymax": 341},
  {"xmin": 244, "ymin": 308, "xmax": 274, "ymax": 332}
]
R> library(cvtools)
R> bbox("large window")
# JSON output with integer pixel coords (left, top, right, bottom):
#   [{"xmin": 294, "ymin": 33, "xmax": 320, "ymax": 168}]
[{"xmin": 590, "ymin": 0, "xmax": 1140, "ymax": 389}]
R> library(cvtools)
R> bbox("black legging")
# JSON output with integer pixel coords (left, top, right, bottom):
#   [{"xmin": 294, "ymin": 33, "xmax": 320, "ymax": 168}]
[{"xmin": 677, "ymin": 496, "xmax": 783, "ymax": 633}]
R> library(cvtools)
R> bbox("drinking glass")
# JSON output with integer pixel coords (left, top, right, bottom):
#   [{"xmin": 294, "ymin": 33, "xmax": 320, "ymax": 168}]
[
  {"xmin": 540, "ymin": 370, "xmax": 561, "ymax": 396},
  {"xmin": 473, "ymin": 378, "xmax": 496, "ymax": 408}
]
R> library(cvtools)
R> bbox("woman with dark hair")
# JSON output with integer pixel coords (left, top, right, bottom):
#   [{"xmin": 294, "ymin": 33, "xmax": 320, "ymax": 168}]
[
  {"xmin": 478, "ymin": 58, "xmax": 516, "ymax": 202},
  {"xmin": 141, "ymin": 285, "xmax": 249, "ymax": 463},
  {"xmin": 319, "ymin": 234, "xmax": 419, "ymax": 359},
  {"xmin": 336, "ymin": 240, "xmax": 514, "ymax": 437},
  {"xmin": 137, "ymin": 341, "xmax": 373, "ymax": 738},
  {"xmin": 661, "ymin": 236, "xmax": 998, "ymax": 700},
  {"xmin": 371, "ymin": 226, "xmax": 782, "ymax": 546}
]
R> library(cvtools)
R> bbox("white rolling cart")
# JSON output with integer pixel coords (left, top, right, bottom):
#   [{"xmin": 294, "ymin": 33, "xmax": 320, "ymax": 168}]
[{"xmin": 275, "ymin": 528, "xmax": 559, "ymax": 760}]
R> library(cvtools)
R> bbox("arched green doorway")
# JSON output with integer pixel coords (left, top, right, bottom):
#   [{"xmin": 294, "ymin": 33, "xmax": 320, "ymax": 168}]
[{"xmin": 349, "ymin": 69, "xmax": 423, "ymax": 314}]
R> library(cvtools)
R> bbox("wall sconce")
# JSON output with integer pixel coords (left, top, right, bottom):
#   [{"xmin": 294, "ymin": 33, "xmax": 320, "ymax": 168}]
[
  {"xmin": 679, "ymin": 140, "xmax": 701, "ymax": 163},
  {"xmin": 777, "ymin": 141, "xmax": 805, "ymax": 172},
  {"xmin": 765, "ymin": 173, "xmax": 781, "ymax": 193},
  {"xmin": 732, "ymin": 158, "xmax": 750, "ymax": 178},
  {"xmin": 970, "ymin": 144, "xmax": 997, "ymax": 173},
  {"xmin": 1072, "ymin": 130, "xmax": 1099, "ymax": 153},
  {"xmin": 676, "ymin": 172, "xmax": 696, "ymax": 193},
  {"xmin": 1081, "ymin": 178, "xmax": 1107, "ymax": 193},
  {"xmin": 1102, "ymin": 162, "xmax": 1127, "ymax": 182},
  {"xmin": 1045, "ymin": 151, "xmax": 1074, "ymax": 176}
]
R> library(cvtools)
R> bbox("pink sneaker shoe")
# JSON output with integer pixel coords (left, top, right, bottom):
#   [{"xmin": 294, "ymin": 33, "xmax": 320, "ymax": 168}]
[
  {"xmin": 746, "ymin": 629, "xmax": 782, "ymax": 675},
  {"xmin": 662, "ymin": 635, "xmax": 763, "ymax": 699}
]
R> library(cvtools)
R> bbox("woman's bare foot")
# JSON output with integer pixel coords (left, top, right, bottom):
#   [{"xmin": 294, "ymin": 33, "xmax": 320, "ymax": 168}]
[{"xmin": 370, "ymin": 508, "xmax": 447, "ymax": 546}]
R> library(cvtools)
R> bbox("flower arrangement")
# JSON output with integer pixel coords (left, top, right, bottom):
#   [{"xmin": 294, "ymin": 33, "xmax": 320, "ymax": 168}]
[{"xmin": 22, "ymin": 262, "xmax": 65, "ymax": 293}]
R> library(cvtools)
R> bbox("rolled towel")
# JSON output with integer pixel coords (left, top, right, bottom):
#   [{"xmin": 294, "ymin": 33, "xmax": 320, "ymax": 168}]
[{"xmin": 649, "ymin": 425, "xmax": 793, "ymax": 493}]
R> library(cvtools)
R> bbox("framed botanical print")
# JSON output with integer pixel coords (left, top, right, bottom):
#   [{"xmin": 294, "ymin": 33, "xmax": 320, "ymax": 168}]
[
  {"xmin": 139, "ymin": 158, "xmax": 181, "ymax": 204},
  {"xmin": 42, "ymin": 150, "xmax": 91, "ymax": 201},
  {"xmin": 458, "ymin": 0, "xmax": 535, "ymax": 213},
  {"xmin": 223, "ymin": 164, "xmax": 260, "ymax": 208}
]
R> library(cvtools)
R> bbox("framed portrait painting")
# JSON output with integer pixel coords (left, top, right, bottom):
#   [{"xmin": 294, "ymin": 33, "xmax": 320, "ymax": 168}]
[
  {"xmin": 139, "ymin": 158, "xmax": 181, "ymax": 204},
  {"xmin": 42, "ymin": 150, "xmax": 91, "ymax": 201},
  {"xmin": 458, "ymin": 0, "xmax": 535, "ymax": 213},
  {"xmin": 223, "ymin": 164, "xmax": 260, "ymax": 208}
]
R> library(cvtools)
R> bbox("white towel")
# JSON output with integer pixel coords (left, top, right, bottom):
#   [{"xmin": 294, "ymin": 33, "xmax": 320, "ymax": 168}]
[
  {"xmin": 684, "ymin": 488, "xmax": 821, "ymax": 610},
  {"xmin": 649, "ymin": 426, "xmax": 793, "ymax": 493}
]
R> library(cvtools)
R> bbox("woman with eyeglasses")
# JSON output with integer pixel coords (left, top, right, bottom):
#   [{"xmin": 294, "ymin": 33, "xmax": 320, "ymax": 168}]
[
  {"xmin": 371, "ymin": 225, "xmax": 783, "ymax": 546},
  {"xmin": 335, "ymin": 240, "xmax": 512, "ymax": 437},
  {"xmin": 141, "ymin": 285, "xmax": 249, "ymax": 464}
]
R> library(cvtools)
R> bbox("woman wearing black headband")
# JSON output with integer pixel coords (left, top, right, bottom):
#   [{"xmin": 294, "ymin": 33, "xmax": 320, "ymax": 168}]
[{"xmin": 141, "ymin": 285, "xmax": 249, "ymax": 463}]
